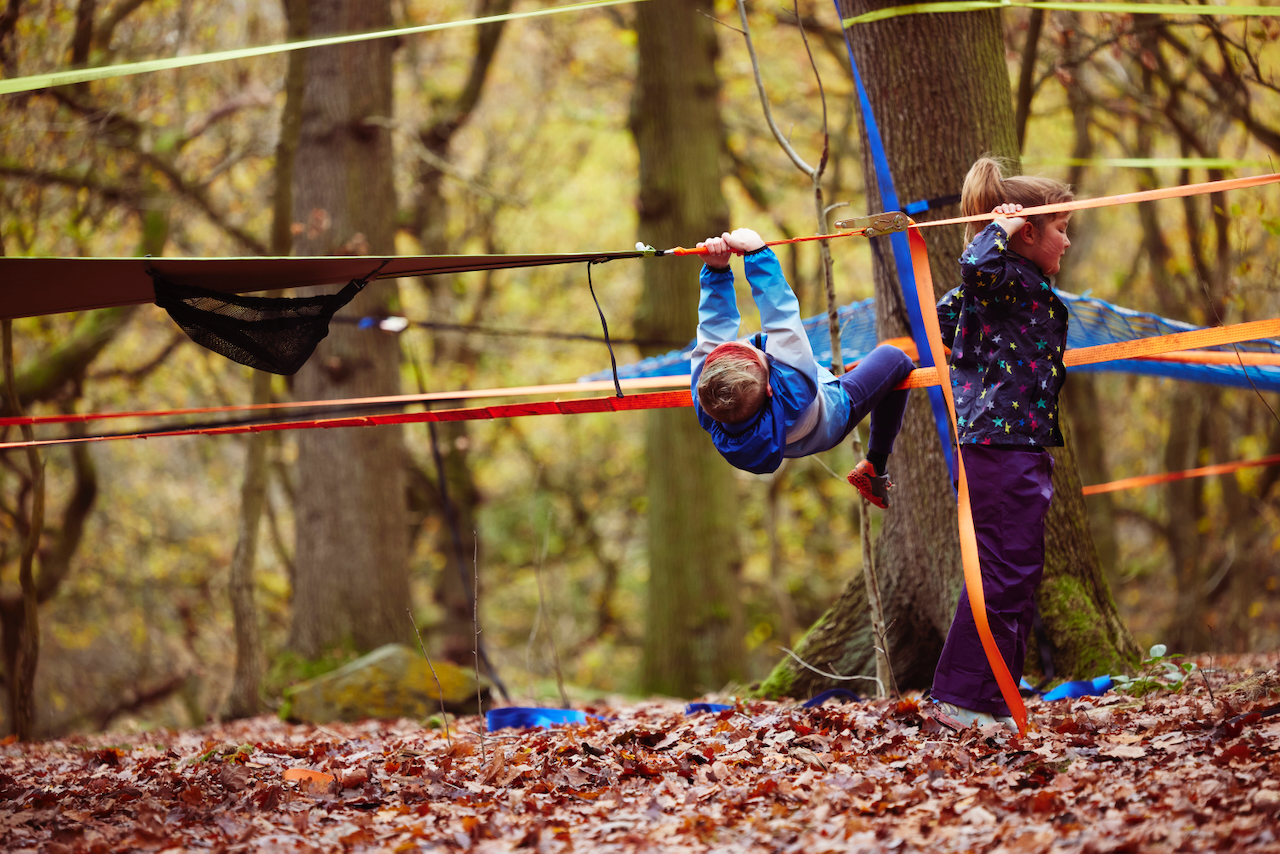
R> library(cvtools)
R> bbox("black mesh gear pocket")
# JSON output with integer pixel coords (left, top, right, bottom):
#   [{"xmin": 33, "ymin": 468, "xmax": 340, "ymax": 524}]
[{"xmin": 152, "ymin": 274, "xmax": 368, "ymax": 375}]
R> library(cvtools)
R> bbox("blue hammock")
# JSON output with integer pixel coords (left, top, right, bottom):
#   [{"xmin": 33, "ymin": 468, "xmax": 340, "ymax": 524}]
[{"xmin": 583, "ymin": 291, "xmax": 1280, "ymax": 393}]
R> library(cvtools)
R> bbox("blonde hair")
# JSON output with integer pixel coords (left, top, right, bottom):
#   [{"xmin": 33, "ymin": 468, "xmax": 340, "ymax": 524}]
[
  {"xmin": 961, "ymin": 156, "xmax": 1075, "ymax": 241},
  {"xmin": 697, "ymin": 343, "xmax": 767, "ymax": 424}
]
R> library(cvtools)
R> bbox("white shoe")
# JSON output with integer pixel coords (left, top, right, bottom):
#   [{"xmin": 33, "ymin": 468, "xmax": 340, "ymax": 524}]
[{"xmin": 934, "ymin": 702, "xmax": 1018, "ymax": 733}]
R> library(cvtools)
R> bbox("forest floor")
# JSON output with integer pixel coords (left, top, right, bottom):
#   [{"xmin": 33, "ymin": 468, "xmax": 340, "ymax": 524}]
[{"xmin": 1, "ymin": 653, "xmax": 1277, "ymax": 853}]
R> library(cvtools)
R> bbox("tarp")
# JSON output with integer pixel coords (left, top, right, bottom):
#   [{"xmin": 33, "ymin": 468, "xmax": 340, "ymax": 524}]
[
  {"xmin": 0, "ymin": 252, "xmax": 645, "ymax": 321},
  {"xmin": 586, "ymin": 291, "xmax": 1280, "ymax": 393}
]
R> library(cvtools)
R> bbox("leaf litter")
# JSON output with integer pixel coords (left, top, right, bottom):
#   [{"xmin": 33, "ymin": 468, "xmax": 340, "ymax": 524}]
[{"xmin": 0, "ymin": 653, "xmax": 1276, "ymax": 852}]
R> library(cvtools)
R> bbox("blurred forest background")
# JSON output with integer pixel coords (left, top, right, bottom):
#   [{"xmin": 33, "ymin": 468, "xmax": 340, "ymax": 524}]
[{"xmin": 1, "ymin": 0, "xmax": 1278, "ymax": 739}]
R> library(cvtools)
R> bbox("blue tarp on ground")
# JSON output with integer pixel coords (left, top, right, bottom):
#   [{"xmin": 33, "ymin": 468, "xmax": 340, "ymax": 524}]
[{"xmin": 583, "ymin": 291, "xmax": 1280, "ymax": 393}]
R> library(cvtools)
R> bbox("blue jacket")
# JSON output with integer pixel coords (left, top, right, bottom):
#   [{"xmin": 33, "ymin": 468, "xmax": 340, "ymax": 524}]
[
  {"xmin": 937, "ymin": 222, "xmax": 1068, "ymax": 447},
  {"xmin": 691, "ymin": 247, "xmax": 852, "ymax": 473}
]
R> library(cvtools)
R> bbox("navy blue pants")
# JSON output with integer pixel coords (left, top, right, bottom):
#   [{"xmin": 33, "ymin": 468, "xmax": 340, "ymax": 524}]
[
  {"xmin": 837, "ymin": 344, "xmax": 914, "ymax": 458},
  {"xmin": 931, "ymin": 444, "xmax": 1055, "ymax": 716}
]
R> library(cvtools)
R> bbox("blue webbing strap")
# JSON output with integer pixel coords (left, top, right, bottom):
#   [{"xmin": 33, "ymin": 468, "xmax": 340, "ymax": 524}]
[{"xmin": 837, "ymin": 4, "xmax": 957, "ymax": 484}]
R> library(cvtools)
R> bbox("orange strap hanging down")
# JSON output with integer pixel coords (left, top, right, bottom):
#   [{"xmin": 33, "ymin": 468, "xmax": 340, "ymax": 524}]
[{"xmin": 906, "ymin": 227, "xmax": 1031, "ymax": 734}]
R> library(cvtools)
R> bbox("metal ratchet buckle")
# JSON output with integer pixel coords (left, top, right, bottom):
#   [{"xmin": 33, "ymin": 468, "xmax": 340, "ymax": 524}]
[{"xmin": 834, "ymin": 211, "xmax": 910, "ymax": 237}]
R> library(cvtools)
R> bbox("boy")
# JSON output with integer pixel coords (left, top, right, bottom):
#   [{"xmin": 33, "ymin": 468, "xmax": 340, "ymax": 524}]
[{"xmin": 692, "ymin": 228, "xmax": 915, "ymax": 506}]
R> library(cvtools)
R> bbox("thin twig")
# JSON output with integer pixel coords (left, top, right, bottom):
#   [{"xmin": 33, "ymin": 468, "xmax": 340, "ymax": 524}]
[
  {"xmin": 735, "ymin": 0, "xmax": 814, "ymax": 178},
  {"xmin": 473, "ymin": 532, "xmax": 486, "ymax": 764},
  {"xmin": 407, "ymin": 608, "xmax": 451, "ymax": 747},
  {"xmin": 735, "ymin": 0, "xmax": 842, "ymax": 370},
  {"xmin": 1199, "ymin": 658, "xmax": 1216, "ymax": 702},
  {"xmin": 880, "ymin": 618, "xmax": 902, "ymax": 698},
  {"xmin": 698, "ymin": 9, "xmax": 744, "ymax": 35},
  {"xmin": 777, "ymin": 646, "xmax": 883, "ymax": 695},
  {"xmin": 533, "ymin": 514, "xmax": 571, "ymax": 708},
  {"xmin": 809, "ymin": 454, "xmax": 845, "ymax": 481},
  {"xmin": 850, "ymin": 429, "xmax": 893, "ymax": 698}
]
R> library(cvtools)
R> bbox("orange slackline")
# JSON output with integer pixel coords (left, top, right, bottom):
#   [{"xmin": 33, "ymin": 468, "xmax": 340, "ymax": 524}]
[
  {"xmin": 1082, "ymin": 453, "xmax": 1280, "ymax": 496},
  {"xmin": 0, "ymin": 376, "xmax": 689, "ymax": 429},
  {"xmin": 0, "ymin": 333, "xmax": 1274, "ymax": 449},
  {"xmin": 6, "ymin": 332, "xmax": 1275, "ymax": 432},
  {"xmin": 1129, "ymin": 351, "xmax": 1280, "ymax": 367},
  {"xmin": 0, "ymin": 391, "xmax": 697, "ymax": 451}
]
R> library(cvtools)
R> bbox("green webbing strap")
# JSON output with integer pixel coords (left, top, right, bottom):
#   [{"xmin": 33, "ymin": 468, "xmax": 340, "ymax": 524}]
[
  {"xmin": 844, "ymin": 0, "xmax": 1280, "ymax": 27},
  {"xmin": 0, "ymin": 0, "xmax": 644, "ymax": 97}
]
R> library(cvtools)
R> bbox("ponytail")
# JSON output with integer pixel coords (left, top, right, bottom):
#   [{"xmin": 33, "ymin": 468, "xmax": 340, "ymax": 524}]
[{"xmin": 960, "ymin": 155, "xmax": 1075, "ymax": 241}]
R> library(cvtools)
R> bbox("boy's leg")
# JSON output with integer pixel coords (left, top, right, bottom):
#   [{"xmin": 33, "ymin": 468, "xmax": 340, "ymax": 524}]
[
  {"xmin": 930, "ymin": 444, "xmax": 1054, "ymax": 716},
  {"xmin": 837, "ymin": 344, "xmax": 915, "ymax": 459}
]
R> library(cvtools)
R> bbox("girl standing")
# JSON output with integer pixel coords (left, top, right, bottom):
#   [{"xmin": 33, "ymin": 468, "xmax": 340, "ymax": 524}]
[{"xmin": 930, "ymin": 157, "xmax": 1074, "ymax": 730}]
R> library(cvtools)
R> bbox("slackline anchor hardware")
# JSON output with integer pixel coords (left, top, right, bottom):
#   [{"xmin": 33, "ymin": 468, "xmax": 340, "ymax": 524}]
[{"xmin": 833, "ymin": 211, "xmax": 910, "ymax": 237}]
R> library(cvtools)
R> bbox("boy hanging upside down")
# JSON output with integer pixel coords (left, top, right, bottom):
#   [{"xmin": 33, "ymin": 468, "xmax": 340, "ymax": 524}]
[{"xmin": 691, "ymin": 228, "xmax": 915, "ymax": 506}]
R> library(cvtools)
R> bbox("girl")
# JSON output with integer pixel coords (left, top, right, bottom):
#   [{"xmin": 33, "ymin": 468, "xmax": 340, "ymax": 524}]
[{"xmin": 930, "ymin": 157, "xmax": 1074, "ymax": 730}]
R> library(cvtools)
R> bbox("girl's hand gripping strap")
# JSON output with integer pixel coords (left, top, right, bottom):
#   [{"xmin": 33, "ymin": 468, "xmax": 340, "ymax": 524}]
[{"xmin": 907, "ymin": 226, "xmax": 1030, "ymax": 736}]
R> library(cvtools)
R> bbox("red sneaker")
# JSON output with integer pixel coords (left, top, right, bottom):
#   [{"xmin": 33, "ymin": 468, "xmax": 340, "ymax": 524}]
[{"xmin": 847, "ymin": 459, "xmax": 892, "ymax": 508}]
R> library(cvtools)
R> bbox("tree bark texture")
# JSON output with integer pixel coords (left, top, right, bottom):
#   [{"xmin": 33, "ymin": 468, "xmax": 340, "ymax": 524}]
[
  {"xmin": 286, "ymin": 0, "xmax": 412, "ymax": 657},
  {"xmin": 759, "ymin": 0, "xmax": 1138, "ymax": 699},
  {"xmin": 408, "ymin": 4, "xmax": 509, "ymax": 668},
  {"xmin": 2, "ymin": 319, "xmax": 43, "ymax": 741},
  {"xmin": 225, "ymin": 369, "xmax": 271, "ymax": 720},
  {"xmin": 632, "ymin": 0, "xmax": 745, "ymax": 697}
]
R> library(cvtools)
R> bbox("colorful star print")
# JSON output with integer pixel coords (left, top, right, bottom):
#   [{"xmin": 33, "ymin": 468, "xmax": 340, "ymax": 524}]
[{"xmin": 937, "ymin": 220, "xmax": 1068, "ymax": 447}]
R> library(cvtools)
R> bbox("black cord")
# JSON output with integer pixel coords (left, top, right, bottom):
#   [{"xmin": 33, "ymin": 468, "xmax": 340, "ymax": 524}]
[
  {"xmin": 587, "ymin": 259, "xmax": 624, "ymax": 398},
  {"xmin": 332, "ymin": 315, "xmax": 683, "ymax": 349}
]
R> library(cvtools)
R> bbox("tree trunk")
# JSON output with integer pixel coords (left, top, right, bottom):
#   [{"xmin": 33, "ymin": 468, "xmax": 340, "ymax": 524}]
[
  {"xmin": 632, "ymin": 0, "xmax": 745, "ymax": 697},
  {"xmin": 2, "ymin": 319, "xmax": 43, "ymax": 741},
  {"xmin": 225, "ymin": 1, "xmax": 309, "ymax": 715},
  {"xmin": 225, "ymin": 369, "xmax": 271, "ymax": 720},
  {"xmin": 286, "ymin": 0, "xmax": 413, "ymax": 657},
  {"xmin": 1164, "ymin": 384, "xmax": 1214, "ymax": 652},
  {"xmin": 407, "ymin": 3, "xmax": 509, "ymax": 670},
  {"xmin": 759, "ymin": 0, "xmax": 1139, "ymax": 699}
]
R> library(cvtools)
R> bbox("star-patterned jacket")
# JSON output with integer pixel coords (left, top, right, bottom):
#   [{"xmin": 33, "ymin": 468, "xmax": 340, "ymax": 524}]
[{"xmin": 936, "ymin": 221, "xmax": 1068, "ymax": 447}]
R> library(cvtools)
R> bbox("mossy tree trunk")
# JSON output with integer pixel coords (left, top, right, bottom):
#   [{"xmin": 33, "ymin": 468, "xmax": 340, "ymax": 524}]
[
  {"xmin": 287, "ymin": 0, "xmax": 413, "ymax": 657},
  {"xmin": 632, "ymin": 0, "xmax": 745, "ymax": 697},
  {"xmin": 759, "ymin": 0, "xmax": 1139, "ymax": 700}
]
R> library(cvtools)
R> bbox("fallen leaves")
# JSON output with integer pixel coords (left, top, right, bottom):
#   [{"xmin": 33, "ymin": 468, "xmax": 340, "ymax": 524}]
[{"xmin": 0, "ymin": 655, "xmax": 1275, "ymax": 852}]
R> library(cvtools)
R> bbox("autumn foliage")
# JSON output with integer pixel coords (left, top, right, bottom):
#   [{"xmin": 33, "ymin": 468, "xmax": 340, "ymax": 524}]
[{"xmin": 1, "ymin": 654, "xmax": 1276, "ymax": 852}]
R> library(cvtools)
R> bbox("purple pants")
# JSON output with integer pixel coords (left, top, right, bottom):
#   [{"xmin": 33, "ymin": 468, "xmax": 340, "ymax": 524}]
[
  {"xmin": 931, "ymin": 444, "xmax": 1055, "ymax": 716},
  {"xmin": 836, "ymin": 344, "xmax": 914, "ymax": 457}
]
